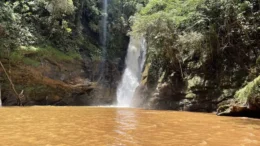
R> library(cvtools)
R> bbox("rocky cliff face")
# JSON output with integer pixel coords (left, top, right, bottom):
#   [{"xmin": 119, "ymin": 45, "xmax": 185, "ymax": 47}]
[
  {"xmin": 0, "ymin": 57, "xmax": 120, "ymax": 106},
  {"xmin": 134, "ymin": 45, "xmax": 260, "ymax": 116}
]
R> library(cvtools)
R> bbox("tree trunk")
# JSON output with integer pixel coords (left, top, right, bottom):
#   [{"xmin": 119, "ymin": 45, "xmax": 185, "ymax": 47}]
[{"xmin": 0, "ymin": 61, "xmax": 22, "ymax": 106}]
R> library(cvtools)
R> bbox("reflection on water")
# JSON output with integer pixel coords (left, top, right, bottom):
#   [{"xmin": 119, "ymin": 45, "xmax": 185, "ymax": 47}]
[
  {"xmin": 0, "ymin": 107, "xmax": 259, "ymax": 146},
  {"xmin": 113, "ymin": 109, "xmax": 137, "ymax": 145}
]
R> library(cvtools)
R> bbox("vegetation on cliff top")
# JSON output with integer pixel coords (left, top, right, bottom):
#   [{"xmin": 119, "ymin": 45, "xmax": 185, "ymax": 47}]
[
  {"xmin": 0, "ymin": 0, "xmax": 146, "ymax": 61},
  {"xmin": 132, "ymin": 0, "xmax": 260, "ymax": 68}
]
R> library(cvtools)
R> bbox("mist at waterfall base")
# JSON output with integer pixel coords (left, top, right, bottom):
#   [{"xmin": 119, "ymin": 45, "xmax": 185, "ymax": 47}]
[{"xmin": 116, "ymin": 37, "xmax": 147, "ymax": 107}]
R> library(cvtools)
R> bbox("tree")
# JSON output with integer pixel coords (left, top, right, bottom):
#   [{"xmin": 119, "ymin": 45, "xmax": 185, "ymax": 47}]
[{"xmin": 46, "ymin": 0, "xmax": 75, "ymax": 18}]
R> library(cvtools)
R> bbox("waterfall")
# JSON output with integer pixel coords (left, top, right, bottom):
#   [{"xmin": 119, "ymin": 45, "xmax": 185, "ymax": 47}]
[{"xmin": 116, "ymin": 37, "xmax": 147, "ymax": 107}]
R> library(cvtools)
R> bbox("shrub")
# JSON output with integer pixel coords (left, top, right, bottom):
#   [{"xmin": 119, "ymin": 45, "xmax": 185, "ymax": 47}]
[{"xmin": 46, "ymin": 0, "xmax": 75, "ymax": 18}]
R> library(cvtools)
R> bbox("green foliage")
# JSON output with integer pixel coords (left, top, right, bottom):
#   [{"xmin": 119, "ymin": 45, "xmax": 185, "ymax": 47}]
[
  {"xmin": 82, "ymin": 0, "xmax": 101, "ymax": 33},
  {"xmin": 132, "ymin": 0, "xmax": 204, "ymax": 34},
  {"xmin": 84, "ymin": 39, "xmax": 102, "ymax": 60},
  {"xmin": 0, "ymin": 2, "xmax": 20, "ymax": 52},
  {"xmin": 131, "ymin": 0, "xmax": 205, "ymax": 65},
  {"xmin": 34, "ymin": 45, "xmax": 82, "ymax": 61},
  {"xmin": 1, "ymin": 0, "xmax": 147, "ymax": 63},
  {"xmin": 9, "ymin": 45, "xmax": 81, "ymax": 67},
  {"xmin": 9, "ymin": 51, "xmax": 23, "ymax": 63},
  {"xmin": 23, "ymin": 58, "xmax": 41, "ymax": 67},
  {"xmin": 131, "ymin": 0, "xmax": 260, "ymax": 86},
  {"xmin": 235, "ymin": 75, "xmax": 260, "ymax": 103},
  {"xmin": 46, "ymin": 0, "xmax": 75, "ymax": 18},
  {"xmin": 105, "ymin": 0, "xmax": 148, "ymax": 60}
]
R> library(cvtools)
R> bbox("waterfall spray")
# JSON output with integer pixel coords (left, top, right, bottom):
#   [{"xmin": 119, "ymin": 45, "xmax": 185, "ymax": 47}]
[{"xmin": 116, "ymin": 37, "xmax": 147, "ymax": 107}]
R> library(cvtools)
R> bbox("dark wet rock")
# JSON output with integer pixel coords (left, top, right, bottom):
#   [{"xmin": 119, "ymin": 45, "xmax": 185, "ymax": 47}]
[
  {"xmin": 131, "ymin": 84, "xmax": 148, "ymax": 107},
  {"xmin": 1, "ymin": 92, "xmax": 18, "ymax": 106},
  {"xmin": 136, "ymin": 72, "xmax": 220, "ymax": 112},
  {"xmin": 217, "ymin": 76, "xmax": 260, "ymax": 117}
]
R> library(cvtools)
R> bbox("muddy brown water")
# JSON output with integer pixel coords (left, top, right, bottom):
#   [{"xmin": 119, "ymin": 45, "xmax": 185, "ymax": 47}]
[{"xmin": 0, "ymin": 106, "xmax": 259, "ymax": 146}]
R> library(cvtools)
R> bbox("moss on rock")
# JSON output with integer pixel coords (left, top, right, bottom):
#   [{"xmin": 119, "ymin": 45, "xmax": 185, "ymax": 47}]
[{"xmin": 235, "ymin": 75, "xmax": 260, "ymax": 103}]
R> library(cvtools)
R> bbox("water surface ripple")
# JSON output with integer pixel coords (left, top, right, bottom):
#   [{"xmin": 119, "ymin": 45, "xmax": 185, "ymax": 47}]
[{"xmin": 0, "ymin": 107, "xmax": 259, "ymax": 146}]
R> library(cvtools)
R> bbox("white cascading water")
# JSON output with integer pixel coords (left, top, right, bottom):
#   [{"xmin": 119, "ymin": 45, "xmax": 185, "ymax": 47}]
[{"xmin": 116, "ymin": 37, "xmax": 147, "ymax": 107}]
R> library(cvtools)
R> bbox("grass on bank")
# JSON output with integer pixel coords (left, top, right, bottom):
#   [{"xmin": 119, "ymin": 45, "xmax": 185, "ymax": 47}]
[{"xmin": 9, "ymin": 45, "xmax": 82, "ymax": 67}]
